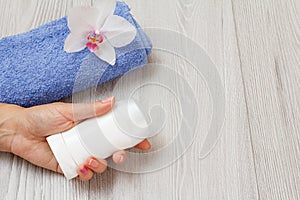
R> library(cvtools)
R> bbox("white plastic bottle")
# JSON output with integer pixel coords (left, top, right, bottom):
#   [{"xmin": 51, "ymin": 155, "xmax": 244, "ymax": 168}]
[{"xmin": 46, "ymin": 100, "xmax": 149, "ymax": 179}]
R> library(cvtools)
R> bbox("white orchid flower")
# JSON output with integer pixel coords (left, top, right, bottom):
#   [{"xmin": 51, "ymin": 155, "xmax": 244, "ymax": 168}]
[{"xmin": 64, "ymin": 0, "xmax": 137, "ymax": 65}]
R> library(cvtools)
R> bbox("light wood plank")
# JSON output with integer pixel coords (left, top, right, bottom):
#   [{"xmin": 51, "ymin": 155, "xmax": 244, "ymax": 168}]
[
  {"xmin": 232, "ymin": 0, "xmax": 300, "ymax": 199},
  {"xmin": 116, "ymin": 0, "xmax": 259, "ymax": 199},
  {"xmin": 0, "ymin": 0, "xmax": 260, "ymax": 199}
]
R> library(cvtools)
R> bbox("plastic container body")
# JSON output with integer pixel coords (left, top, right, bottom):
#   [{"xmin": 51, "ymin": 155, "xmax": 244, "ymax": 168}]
[{"xmin": 46, "ymin": 100, "xmax": 149, "ymax": 179}]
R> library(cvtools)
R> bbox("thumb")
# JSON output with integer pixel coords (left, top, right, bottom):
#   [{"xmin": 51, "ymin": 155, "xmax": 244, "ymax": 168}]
[
  {"xmin": 59, "ymin": 96, "xmax": 115, "ymax": 124},
  {"xmin": 25, "ymin": 97, "xmax": 115, "ymax": 137}
]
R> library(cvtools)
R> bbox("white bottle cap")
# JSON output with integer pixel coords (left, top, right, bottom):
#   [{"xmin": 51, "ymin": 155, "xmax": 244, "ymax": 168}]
[{"xmin": 46, "ymin": 100, "xmax": 149, "ymax": 180}]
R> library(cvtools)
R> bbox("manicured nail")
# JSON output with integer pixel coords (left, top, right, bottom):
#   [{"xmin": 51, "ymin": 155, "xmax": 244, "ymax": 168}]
[
  {"xmin": 88, "ymin": 158, "xmax": 99, "ymax": 168},
  {"xmin": 144, "ymin": 140, "xmax": 151, "ymax": 149},
  {"xmin": 80, "ymin": 166, "xmax": 88, "ymax": 174},
  {"xmin": 135, "ymin": 139, "xmax": 151, "ymax": 150},
  {"xmin": 115, "ymin": 154, "xmax": 125, "ymax": 163},
  {"xmin": 101, "ymin": 96, "xmax": 114, "ymax": 104}
]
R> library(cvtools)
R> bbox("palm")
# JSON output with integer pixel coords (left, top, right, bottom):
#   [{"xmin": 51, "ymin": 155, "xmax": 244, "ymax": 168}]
[
  {"xmin": 12, "ymin": 134, "xmax": 59, "ymax": 172},
  {"xmin": 9, "ymin": 103, "xmax": 76, "ymax": 173}
]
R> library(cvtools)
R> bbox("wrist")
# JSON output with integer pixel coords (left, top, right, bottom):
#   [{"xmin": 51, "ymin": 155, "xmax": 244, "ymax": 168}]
[
  {"xmin": 0, "ymin": 104, "xmax": 22, "ymax": 153},
  {"xmin": 0, "ymin": 121, "xmax": 15, "ymax": 153}
]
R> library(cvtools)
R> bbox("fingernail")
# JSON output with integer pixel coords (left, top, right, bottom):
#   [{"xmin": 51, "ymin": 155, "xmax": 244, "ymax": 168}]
[
  {"xmin": 80, "ymin": 166, "xmax": 88, "ymax": 174},
  {"xmin": 88, "ymin": 158, "xmax": 99, "ymax": 168},
  {"xmin": 101, "ymin": 96, "xmax": 114, "ymax": 104},
  {"xmin": 144, "ymin": 141, "xmax": 151, "ymax": 150},
  {"xmin": 115, "ymin": 154, "xmax": 125, "ymax": 163}
]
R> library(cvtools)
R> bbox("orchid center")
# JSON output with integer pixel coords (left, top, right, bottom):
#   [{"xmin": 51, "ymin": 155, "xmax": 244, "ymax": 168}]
[{"xmin": 86, "ymin": 30, "xmax": 104, "ymax": 52}]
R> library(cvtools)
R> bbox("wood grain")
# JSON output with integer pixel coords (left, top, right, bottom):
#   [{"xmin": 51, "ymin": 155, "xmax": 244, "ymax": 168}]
[
  {"xmin": 232, "ymin": 0, "xmax": 300, "ymax": 199},
  {"xmin": 0, "ymin": 0, "xmax": 298, "ymax": 199}
]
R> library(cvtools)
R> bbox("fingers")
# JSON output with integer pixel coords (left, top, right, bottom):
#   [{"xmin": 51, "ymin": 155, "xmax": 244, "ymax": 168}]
[
  {"xmin": 112, "ymin": 150, "xmax": 126, "ymax": 164},
  {"xmin": 76, "ymin": 139, "xmax": 151, "ymax": 181},
  {"xmin": 110, "ymin": 140, "xmax": 151, "ymax": 165},
  {"xmin": 86, "ymin": 158, "xmax": 107, "ymax": 173},
  {"xmin": 135, "ymin": 139, "xmax": 151, "ymax": 150},
  {"xmin": 77, "ymin": 165, "xmax": 94, "ymax": 181},
  {"xmin": 78, "ymin": 157, "xmax": 107, "ymax": 181}
]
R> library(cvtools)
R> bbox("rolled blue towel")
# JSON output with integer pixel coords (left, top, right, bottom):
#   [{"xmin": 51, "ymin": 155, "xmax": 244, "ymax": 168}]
[{"xmin": 0, "ymin": 2, "xmax": 151, "ymax": 107}]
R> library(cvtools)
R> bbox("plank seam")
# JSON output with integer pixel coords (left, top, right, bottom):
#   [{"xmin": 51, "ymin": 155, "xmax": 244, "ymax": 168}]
[{"xmin": 230, "ymin": 1, "xmax": 262, "ymax": 199}]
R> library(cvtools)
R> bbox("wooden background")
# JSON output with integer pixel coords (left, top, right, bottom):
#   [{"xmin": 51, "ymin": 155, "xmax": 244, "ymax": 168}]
[{"xmin": 0, "ymin": 0, "xmax": 299, "ymax": 199}]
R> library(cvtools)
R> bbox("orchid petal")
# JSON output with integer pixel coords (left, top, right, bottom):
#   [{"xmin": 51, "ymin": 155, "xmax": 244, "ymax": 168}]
[
  {"xmin": 94, "ymin": 41, "xmax": 116, "ymax": 65},
  {"xmin": 68, "ymin": 7, "xmax": 100, "ymax": 33},
  {"xmin": 101, "ymin": 15, "xmax": 137, "ymax": 48},
  {"xmin": 64, "ymin": 32, "xmax": 88, "ymax": 52},
  {"xmin": 94, "ymin": 0, "xmax": 117, "ymax": 30}
]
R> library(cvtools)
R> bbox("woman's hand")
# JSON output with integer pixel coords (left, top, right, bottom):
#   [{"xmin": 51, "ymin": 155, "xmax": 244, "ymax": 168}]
[{"xmin": 0, "ymin": 97, "xmax": 151, "ymax": 181}]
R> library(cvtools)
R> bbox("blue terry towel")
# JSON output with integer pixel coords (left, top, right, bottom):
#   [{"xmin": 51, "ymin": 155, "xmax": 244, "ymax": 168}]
[{"xmin": 0, "ymin": 2, "xmax": 151, "ymax": 107}]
